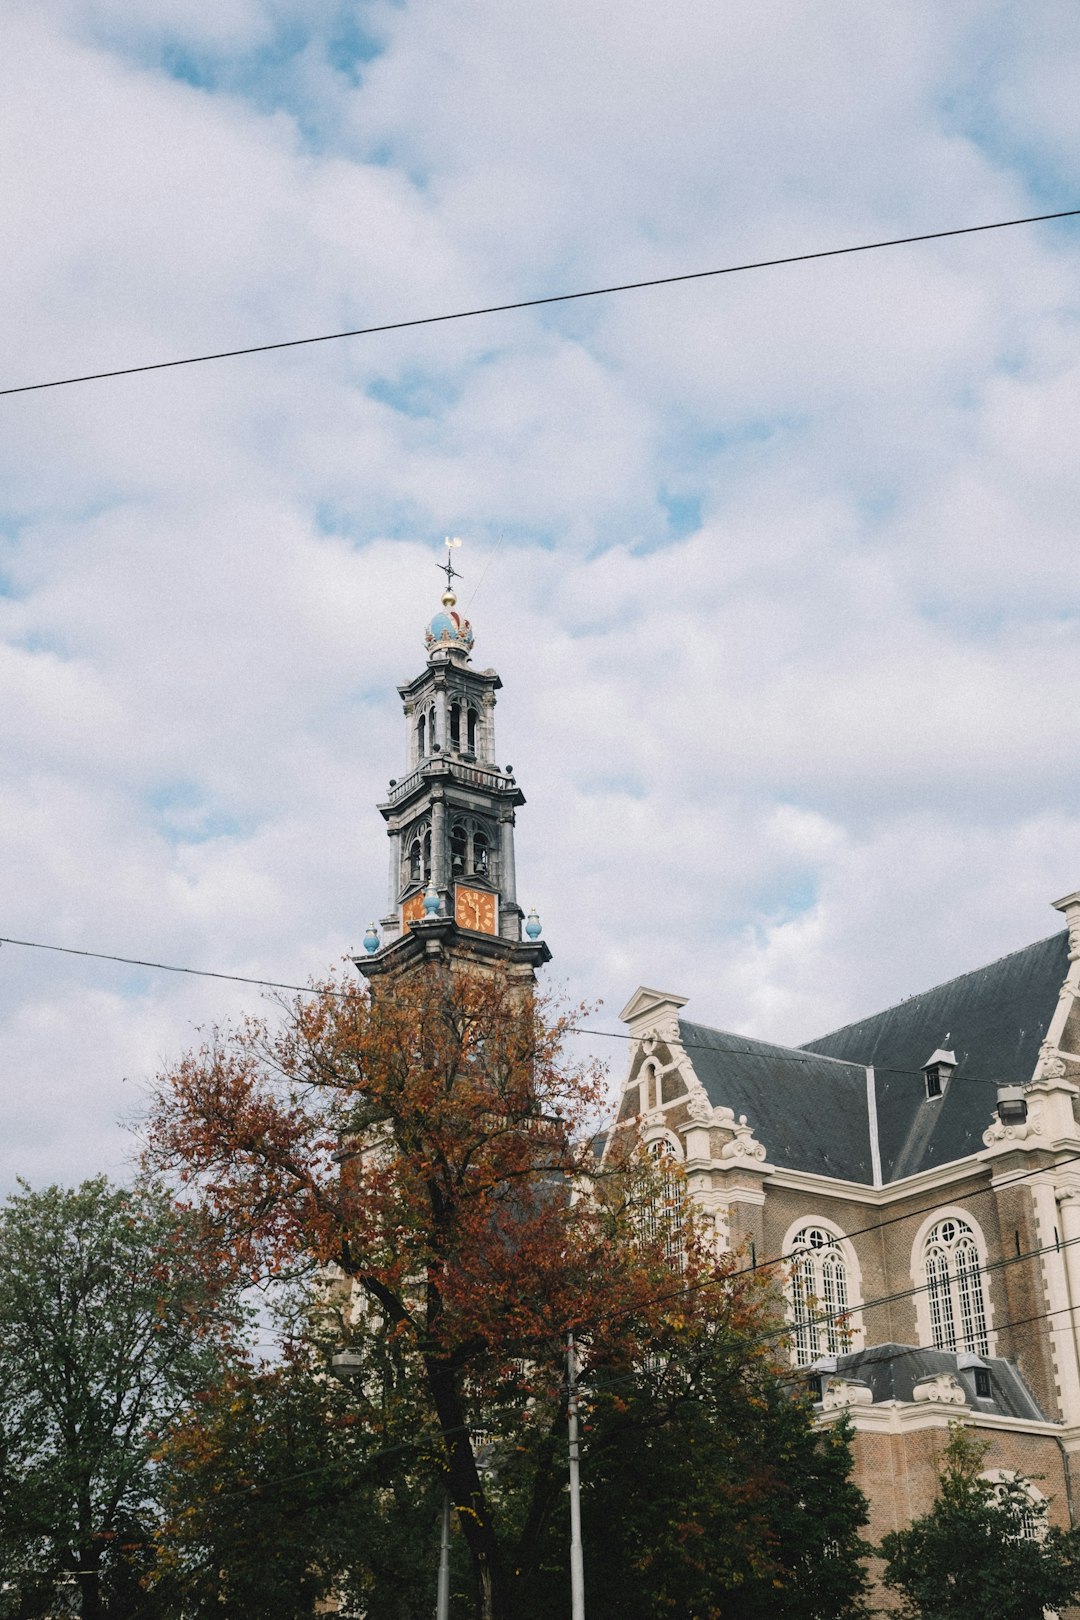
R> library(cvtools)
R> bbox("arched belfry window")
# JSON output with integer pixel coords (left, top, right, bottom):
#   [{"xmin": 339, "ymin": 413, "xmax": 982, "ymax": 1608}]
[
  {"xmin": 923, "ymin": 1217, "xmax": 989, "ymax": 1355},
  {"xmin": 404, "ymin": 822, "xmax": 432, "ymax": 889},
  {"xmin": 416, "ymin": 712, "xmax": 426, "ymax": 760},
  {"xmin": 448, "ymin": 818, "xmax": 495, "ymax": 883},
  {"xmin": 467, "ymin": 707, "xmax": 478, "ymax": 753},
  {"xmin": 450, "ymin": 702, "xmax": 461, "ymax": 750},
  {"xmin": 789, "ymin": 1226, "xmax": 852, "ymax": 1367}
]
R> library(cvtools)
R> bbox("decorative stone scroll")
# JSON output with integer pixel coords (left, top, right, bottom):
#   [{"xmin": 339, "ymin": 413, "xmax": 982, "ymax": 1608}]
[
  {"xmin": 822, "ymin": 1377, "xmax": 873, "ymax": 1411},
  {"xmin": 715, "ymin": 1109, "xmax": 767, "ymax": 1163},
  {"xmin": 983, "ymin": 1114, "xmax": 1042, "ymax": 1147},
  {"xmin": 912, "ymin": 1372, "xmax": 967, "ymax": 1406}
]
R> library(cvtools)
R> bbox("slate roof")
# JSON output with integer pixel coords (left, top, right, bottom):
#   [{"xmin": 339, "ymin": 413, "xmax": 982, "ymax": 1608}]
[
  {"xmin": 676, "ymin": 931, "xmax": 1067, "ymax": 1187},
  {"xmin": 803, "ymin": 931, "xmax": 1068, "ymax": 1183},
  {"xmin": 679, "ymin": 1020, "xmax": 872, "ymax": 1182},
  {"xmin": 820, "ymin": 1343, "xmax": 1045, "ymax": 1421}
]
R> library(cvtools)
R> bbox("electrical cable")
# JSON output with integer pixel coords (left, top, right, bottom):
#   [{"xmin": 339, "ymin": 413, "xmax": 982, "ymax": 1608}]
[
  {"xmin": 567, "ymin": 1143, "xmax": 1080, "ymax": 1338},
  {"xmin": 0, "ymin": 931, "xmax": 1044, "ymax": 1088},
  {"xmin": 1, "ymin": 207, "xmax": 1077, "ymax": 398},
  {"xmin": 6, "ymin": 929, "xmax": 1078, "ymax": 1329}
]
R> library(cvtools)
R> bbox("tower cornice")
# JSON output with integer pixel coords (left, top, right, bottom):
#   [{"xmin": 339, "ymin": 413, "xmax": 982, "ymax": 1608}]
[{"xmin": 355, "ymin": 915, "xmax": 550, "ymax": 980}]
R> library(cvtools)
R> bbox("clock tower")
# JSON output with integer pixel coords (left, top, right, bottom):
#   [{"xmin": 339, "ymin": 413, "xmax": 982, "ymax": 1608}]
[{"xmin": 355, "ymin": 555, "xmax": 550, "ymax": 984}]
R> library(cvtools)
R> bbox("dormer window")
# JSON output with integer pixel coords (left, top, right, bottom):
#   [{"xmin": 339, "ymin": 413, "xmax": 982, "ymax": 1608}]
[
  {"xmin": 922, "ymin": 1047, "xmax": 957, "ymax": 1100},
  {"xmin": 974, "ymin": 1367, "xmax": 992, "ymax": 1399}
]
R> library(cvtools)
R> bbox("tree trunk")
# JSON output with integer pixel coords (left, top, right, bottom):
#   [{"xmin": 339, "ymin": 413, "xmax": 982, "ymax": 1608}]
[
  {"xmin": 424, "ymin": 1354, "xmax": 509, "ymax": 1620},
  {"xmin": 76, "ymin": 1544, "xmax": 103, "ymax": 1620}
]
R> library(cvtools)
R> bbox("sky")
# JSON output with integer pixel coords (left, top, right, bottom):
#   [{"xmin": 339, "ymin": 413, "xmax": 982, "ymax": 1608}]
[{"xmin": 3, "ymin": 0, "xmax": 1080, "ymax": 1192}]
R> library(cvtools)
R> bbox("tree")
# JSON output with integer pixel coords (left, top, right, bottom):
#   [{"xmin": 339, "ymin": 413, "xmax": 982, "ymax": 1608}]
[
  {"xmin": 0, "ymin": 1178, "xmax": 245, "ymax": 1620},
  {"xmin": 144, "ymin": 963, "xmax": 784, "ymax": 1620},
  {"xmin": 880, "ymin": 1422, "xmax": 1080, "ymax": 1620},
  {"xmin": 516, "ymin": 1322, "xmax": 871, "ymax": 1620},
  {"xmin": 150, "ymin": 1350, "xmax": 441, "ymax": 1620}
]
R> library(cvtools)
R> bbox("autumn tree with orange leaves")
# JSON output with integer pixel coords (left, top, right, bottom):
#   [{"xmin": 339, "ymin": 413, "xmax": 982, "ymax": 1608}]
[{"xmin": 145, "ymin": 962, "xmax": 785, "ymax": 1620}]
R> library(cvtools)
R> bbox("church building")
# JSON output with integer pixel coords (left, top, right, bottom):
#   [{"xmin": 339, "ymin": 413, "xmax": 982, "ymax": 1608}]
[{"xmin": 360, "ymin": 560, "xmax": 1080, "ymax": 1553}]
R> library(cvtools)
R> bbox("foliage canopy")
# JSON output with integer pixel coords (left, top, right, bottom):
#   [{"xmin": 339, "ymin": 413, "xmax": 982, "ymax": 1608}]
[{"xmin": 880, "ymin": 1422, "xmax": 1080, "ymax": 1620}]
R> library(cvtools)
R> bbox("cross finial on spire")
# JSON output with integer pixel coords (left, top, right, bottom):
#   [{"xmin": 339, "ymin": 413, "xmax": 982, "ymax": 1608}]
[{"xmin": 441, "ymin": 535, "xmax": 464, "ymax": 592}]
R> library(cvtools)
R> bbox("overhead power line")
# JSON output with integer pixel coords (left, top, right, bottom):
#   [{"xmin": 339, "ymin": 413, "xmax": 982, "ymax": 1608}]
[
  {"xmin": 1, "ymin": 207, "xmax": 1077, "ymax": 399},
  {"xmin": 0, "ymin": 931, "xmax": 1044, "ymax": 1089}
]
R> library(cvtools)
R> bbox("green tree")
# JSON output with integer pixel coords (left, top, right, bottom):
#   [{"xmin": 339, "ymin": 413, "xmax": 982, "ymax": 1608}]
[
  {"xmin": 149, "ymin": 1350, "xmax": 442, "ymax": 1620},
  {"xmin": 515, "ymin": 1320, "xmax": 871, "ymax": 1620},
  {"xmin": 0, "ymin": 1178, "xmax": 244, "ymax": 1620},
  {"xmin": 880, "ymin": 1422, "xmax": 1080, "ymax": 1620}
]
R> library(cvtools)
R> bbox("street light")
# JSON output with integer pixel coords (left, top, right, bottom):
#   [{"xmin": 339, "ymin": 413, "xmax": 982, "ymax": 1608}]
[{"xmin": 996, "ymin": 1084, "xmax": 1028, "ymax": 1127}]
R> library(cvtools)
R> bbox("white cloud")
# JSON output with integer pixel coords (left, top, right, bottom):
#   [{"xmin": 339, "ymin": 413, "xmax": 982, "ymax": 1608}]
[{"xmin": 2, "ymin": 0, "xmax": 1080, "ymax": 1186}]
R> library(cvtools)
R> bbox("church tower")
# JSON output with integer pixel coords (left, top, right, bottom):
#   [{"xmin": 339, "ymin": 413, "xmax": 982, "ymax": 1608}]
[{"xmin": 355, "ymin": 548, "xmax": 550, "ymax": 983}]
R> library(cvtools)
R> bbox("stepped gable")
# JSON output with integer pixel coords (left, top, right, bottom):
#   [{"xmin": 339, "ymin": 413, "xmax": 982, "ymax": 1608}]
[
  {"xmin": 678, "ymin": 1019, "xmax": 873, "ymax": 1183},
  {"xmin": 801, "ymin": 931, "xmax": 1068, "ymax": 1183}
]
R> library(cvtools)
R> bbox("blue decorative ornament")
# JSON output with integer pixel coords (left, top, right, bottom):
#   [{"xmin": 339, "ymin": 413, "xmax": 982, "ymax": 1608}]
[
  {"xmin": 525, "ymin": 908, "xmax": 542, "ymax": 940},
  {"xmin": 423, "ymin": 881, "xmax": 441, "ymax": 917},
  {"xmin": 362, "ymin": 924, "xmax": 380, "ymax": 954},
  {"xmin": 424, "ymin": 589, "xmax": 475, "ymax": 656}
]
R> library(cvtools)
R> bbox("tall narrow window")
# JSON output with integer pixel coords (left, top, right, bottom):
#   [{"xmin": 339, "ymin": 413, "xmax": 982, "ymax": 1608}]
[
  {"xmin": 472, "ymin": 828, "xmax": 489, "ymax": 875},
  {"xmin": 467, "ymin": 707, "xmax": 478, "ymax": 753},
  {"xmin": 450, "ymin": 821, "xmax": 468, "ymax": 877},
  {"xmin": 417, "ymin": 713, "xmax": 426, "ymax": 759},
  {"xmin": 789, "ymin": 1227, "xmax": 852, "ymax": 1367},
  {"xmin": 922, "ymin": 1218, "xmax": 989, "ymax": 1355},
  {"xmin": 422, "ymin": 829, "xmax": 431, "ymax": 882},
  {"xmin": 450, "ymin": 702, "xmax": 461, "ymax": 750},
  {"xmin": 642, "ymin": 1140, "xmax": 685, "ymax": 1268},
  {"xmin": 408, "ymin": 838, "xmax": 422, "ymax": 884}
]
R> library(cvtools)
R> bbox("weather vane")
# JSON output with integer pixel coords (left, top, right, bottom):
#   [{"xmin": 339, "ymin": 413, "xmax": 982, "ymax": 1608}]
[{"xmin": 441, "ymin": 535, "xmax": 464, "ymax": 592}]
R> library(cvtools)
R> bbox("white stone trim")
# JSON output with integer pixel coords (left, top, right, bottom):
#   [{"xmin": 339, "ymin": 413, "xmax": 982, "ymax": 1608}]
[
  {"xmin": 818, "ymin": 1402, "xmax": 1067, "ymax": 1438},
  {"xmin": 866, "ymin": 1065, "xmax": 883, "ymax": 1189},
  {"xmin": 642, "ymin": 1123, "xmax": 684, "ymax": 1161}
]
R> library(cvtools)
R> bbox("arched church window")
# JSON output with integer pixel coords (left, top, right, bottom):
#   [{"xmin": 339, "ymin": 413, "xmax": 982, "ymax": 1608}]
[
  {"xmin": 642, "ymin": 1139, "xmax": 685, "ymax": 1268},
  {"xmin": 467, "ymin": 707, "xmax": 478, "ymax": 753},
  {"xmin": 472, "ymin": 828, "xmax": 490, "ymax": 875},
  {"xmin": 790, "ymin": 1227, "xmax": 851, "ymax": 1367},
  {"xmin": 923, "ymin": 1217, "xmax": 989, "ymax": 1355},
  {"xmin": 408, "ymin": 837, "xmax": 422, "ymax": 884},
  {"xmin": 450, "ymin": 820, "xmax": 468, "ymax": 877},
  {"xmin": 417, "ymin": 712, "xmax": 426, "ymax": 759},
  {"xmin": 450, "ymin": 702, "xmax": 461, "ymax": 750}
]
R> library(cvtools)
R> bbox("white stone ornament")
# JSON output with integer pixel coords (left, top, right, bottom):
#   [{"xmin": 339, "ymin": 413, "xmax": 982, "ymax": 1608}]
[
  {"xmin": 822, "ymin": 1377, "xmax": 874, "ymax": 1410},
  {"xmin": 718, "ymin": 1114, "xmax": 767, "ymax": 1163},
  {"xmin": 912, "ymin": 1372, "xmax": 967, "ymax": 1405},
  {"xmin": 685, "ymin": 1090, "xmax": 713, "ymax": 1125}
]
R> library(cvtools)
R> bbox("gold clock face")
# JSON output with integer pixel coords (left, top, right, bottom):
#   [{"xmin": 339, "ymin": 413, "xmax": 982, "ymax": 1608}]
[
  {"xmin": 401, "ymin": 892, "xmax": 427, "ymax": 930},
  {"xmin": 455, "ymin": 885, "xmax": 497, "ymax": 934}
]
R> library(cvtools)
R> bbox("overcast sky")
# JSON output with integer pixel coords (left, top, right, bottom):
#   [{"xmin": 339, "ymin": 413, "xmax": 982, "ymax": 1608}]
[{"xmin": 3, "ymin": 0, "xmax": 1080, "ymax": 1191}]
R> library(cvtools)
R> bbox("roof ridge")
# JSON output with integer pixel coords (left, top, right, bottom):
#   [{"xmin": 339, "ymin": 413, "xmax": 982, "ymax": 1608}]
[
  {"xmin": 799, "ymin": 929, "xmax": 1066, "ymax": 1050},
  {"xmin": 678, "ymin": 1015, "xmax": 864, "ymax": 1071}
]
